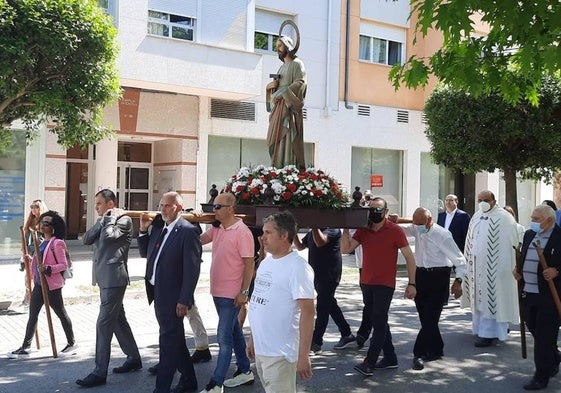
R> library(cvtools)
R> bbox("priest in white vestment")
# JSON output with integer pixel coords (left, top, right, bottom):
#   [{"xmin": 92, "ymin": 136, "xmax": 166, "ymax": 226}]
[{"xmin": 462, "ymin": 190, "xmax": 519, "ymax": 347}]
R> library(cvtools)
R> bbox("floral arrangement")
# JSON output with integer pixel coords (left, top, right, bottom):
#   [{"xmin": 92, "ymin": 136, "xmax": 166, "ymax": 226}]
[{"xmin": 222, "ymin": 165, "xmax": 350, "ymax": 209}]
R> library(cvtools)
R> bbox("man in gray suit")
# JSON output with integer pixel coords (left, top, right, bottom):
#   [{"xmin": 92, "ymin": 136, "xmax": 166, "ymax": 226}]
[{"xmin": 76, "ymin": 189, "xmax": 142, "ymax": 388}]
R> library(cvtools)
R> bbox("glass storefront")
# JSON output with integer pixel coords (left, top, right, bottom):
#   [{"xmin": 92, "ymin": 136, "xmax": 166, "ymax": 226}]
[
  {"xmin": 206, "ymin": 136, "xmax": 314, "ymax": 197},
  {"xmin": 420, "ymin": 152, "xmax": 440, "ymax": 218},
  {"xmin": 351, "ymin": 147, "xmax": 403, "ymax": 215},
  {"xmin": 0, "ymin": 130, "xmax": 26, "ymax": 256}
]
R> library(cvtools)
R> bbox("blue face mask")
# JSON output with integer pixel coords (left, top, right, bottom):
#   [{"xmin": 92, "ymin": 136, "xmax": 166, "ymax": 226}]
[
  {"xmin": 529, "ymin": 221, "xmax": 542, "ymax": 233},
  {"xmin": 414, "ymin": 224, "xmax": 428, "ymax": 234}
]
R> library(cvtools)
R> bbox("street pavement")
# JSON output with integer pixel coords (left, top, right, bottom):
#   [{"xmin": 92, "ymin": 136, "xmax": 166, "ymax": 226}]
[{"xmin": 0, "ymin": 241, "xmax": 557, "ymax": 393}]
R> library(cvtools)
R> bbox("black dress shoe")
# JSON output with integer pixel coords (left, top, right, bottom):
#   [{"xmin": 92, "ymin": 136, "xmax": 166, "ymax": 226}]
[
  {"xmin": 474, "ymin": 337, "xmax": 497, "ymax": 348},
  {"xmin": 523, "ymin": 378, "xmax": 548, "ymax": 390},
  {"xmin": 191, "ymin": 348, "xmax": 211, "ymax": 364},
  {"xmin": 148, "ymin": 363, "xmax": 159, "ymax": 375},
  {"xmin": 76, "ymin": 373, "xmax": 107, "ymax": 388},
  {"xmin": 171, "ymin": 377, "xmax": 198, "ymax": 393},
  {"xmin": 551, "ymin": 364, "xmax": 559, "ymax": 378},
  {"xmin": 112, "ymin": 359, "xmax": 142, "ymax": 374},
  {"xmin": 412, "ymin": 357, "xmax": 424, "ymax": 370}
]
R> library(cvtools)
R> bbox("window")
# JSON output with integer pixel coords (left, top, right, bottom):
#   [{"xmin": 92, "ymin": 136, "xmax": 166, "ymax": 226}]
[
  {"xmin": 254, "ymin": 31, "xmax": 278, "ymax": 53},
  {"xmin": 359, "ymin": 34, "xmax": 402, "ymax": 65},
  {"xmin": 97, "ymin": 0, "xmax": 108, "ymax": 11},
  {"xmin": 148, "ymin": 10, "xmax": 195, "ymax": 41}
]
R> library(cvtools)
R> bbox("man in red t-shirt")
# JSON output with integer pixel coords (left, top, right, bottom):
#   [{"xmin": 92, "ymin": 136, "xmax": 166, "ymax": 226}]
[{"xmin": 342, "ymin": 197, "xmax": 417, "ymax": 377}]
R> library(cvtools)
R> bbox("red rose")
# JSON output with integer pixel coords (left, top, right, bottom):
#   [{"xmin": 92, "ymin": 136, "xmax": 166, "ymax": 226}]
[
  {"xmin": 242, "ymin": 192, "xmax": 250, "ymax": 200},
  {"xmin": 236, "ymin": 185, "xmax": 244, "ymax": 192},
  {"xmin": 251, "ymin": 187, "xmax": 260, "ymax": 195},
  {"xmin": 282, "ymin": 191, "xmax": 292, "ymax": 200},
  {"xmin": 286, "ymin": 183, "xmax": 297, "ymax": 192},
  {"xmin": 315, "ymin": 189, "xmax": 323, "ymax": 196},
  {"xmin": 270, "ymin": 172, "xmax": 277, "ymax": 178}
]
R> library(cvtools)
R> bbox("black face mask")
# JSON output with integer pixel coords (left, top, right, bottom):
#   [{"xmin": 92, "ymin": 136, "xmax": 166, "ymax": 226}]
[{"xmin": 368, "ymin": 210, "xmax": 384, "ymax": 224}]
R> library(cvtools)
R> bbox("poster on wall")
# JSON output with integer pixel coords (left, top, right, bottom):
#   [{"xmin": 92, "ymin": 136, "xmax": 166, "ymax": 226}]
[{"xmin": 370, "ymin": 174, "xmax": 383, "ymax": 188}]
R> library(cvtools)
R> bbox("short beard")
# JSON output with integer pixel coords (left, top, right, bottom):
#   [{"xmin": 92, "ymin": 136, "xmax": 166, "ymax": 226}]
[{"xmin": 278, "ymin": 48, "xmax": 288, "ymax": 62}]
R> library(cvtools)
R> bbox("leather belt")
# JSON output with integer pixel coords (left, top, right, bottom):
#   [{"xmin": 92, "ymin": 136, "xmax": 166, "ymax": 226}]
[{"xmin": 417, "ymin": 266, "xmax": 451, "ymax": 272}]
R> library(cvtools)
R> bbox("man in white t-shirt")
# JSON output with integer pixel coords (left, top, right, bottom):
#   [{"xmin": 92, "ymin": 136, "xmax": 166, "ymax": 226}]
[{"xmin": 247, "ymin": 212, "xmax": 315, "ymax": 393}]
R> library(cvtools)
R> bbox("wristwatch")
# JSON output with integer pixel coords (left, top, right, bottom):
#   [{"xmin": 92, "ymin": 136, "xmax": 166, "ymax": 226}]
[{"xmin": 240, "ymin": 289, "xmax": 250, "ymax": 296}]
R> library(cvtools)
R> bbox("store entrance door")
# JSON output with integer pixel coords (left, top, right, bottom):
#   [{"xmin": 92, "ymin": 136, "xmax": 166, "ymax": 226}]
[{"xmin": 116, "ymin": 164, "xmax": 151, "ymax": 211}]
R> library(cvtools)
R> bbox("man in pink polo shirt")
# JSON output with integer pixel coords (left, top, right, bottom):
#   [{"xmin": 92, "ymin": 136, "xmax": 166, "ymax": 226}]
[{"xmin": 199, "ymin": 192, "xmax": 255, "ymax": 393}]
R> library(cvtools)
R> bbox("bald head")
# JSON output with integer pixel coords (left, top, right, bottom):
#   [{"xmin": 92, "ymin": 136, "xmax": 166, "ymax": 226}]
[{"xmin": 412, "ymin": 207, "xmax": 433, "ymax": 228}]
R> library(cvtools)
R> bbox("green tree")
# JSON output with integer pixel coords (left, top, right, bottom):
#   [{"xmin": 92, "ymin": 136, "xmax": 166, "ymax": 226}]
[
  {"xmin": 424, "ymin": 76, "xmax": 561, "ymax": 213},
  {"xmin": 0, "ymin": 0, "xmax": 120, "ymax": 149},
  {"xmin": 389, "ymin": 0, "xmax": 561, "ymax": 104}
]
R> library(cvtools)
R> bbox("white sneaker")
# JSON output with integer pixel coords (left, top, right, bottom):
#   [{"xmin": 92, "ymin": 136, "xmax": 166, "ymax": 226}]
[
  {"xmin": 223, "ymin": 370, "xmax": 255, "ymax": 388},
  {"xmin": 60, "ymin": 343, "xmax": 78, "ymax": 355},
  {"xmin": 7, "ymin": 347, "xmax": 30, "ymax": 359},
  {"xmin": 200, "ymin": 381, "xmax": 223, "ymax": 393}
]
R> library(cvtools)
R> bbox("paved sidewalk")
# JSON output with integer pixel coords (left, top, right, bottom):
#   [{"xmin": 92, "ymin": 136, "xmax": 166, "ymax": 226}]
[{"xmin": 0, "ymin": 243, "xmax": 556, "ymax": 393}]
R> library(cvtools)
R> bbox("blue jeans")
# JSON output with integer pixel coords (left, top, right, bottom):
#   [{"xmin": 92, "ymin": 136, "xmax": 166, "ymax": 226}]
[{"xmin": 211, "ymin": 297, "xmax": 250, "ymax": 385}]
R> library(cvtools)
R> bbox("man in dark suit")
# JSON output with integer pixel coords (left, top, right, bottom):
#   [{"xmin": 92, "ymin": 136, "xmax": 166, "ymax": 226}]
[
  {"xmin": 77, "ymin": 189, "xmax": 142, "ymax": 388},
  {"xmin": 139, "ymin": 191, "xmax": 202, "ymax": 393},
  {"xmin": 437, "ymin": 194, "xmax": 470, "ymax": 252},
  {"xmin": 514, "ymin": 204, "xmax": 561, "ymax": 391}
]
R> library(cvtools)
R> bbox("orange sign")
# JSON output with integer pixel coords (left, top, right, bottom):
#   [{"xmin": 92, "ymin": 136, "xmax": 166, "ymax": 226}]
[
  {"xmin": 370, "ymin": 174, "xmax": 383, "ymax": 187},
  {"xmin": 118, "ymin": 88, "xmax": 141, "ymax": 133}
]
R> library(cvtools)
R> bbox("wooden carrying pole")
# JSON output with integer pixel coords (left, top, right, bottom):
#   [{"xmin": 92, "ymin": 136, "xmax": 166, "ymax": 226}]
[
  {"xmin": 125, "ymin": 211, "xmax": 255, "ymax": 225},
  {"xmin": 513, "ymin": 245, "xmax": 527, "ymax": 359},
  {"xmin": 533, "ymin": 241, "xmax": 561, "ymax": 320},
  {"xmin": 19, "ymin": 227, "xmax": 40, "ymax": 349},
  {"xmin": 31, "ymin": 231, "xmax": 57, "ymax": 358}
]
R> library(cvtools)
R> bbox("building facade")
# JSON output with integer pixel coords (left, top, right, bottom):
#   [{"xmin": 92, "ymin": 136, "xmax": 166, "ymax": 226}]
[{"xmin": 1, "ymin": 0, "xmax": 550, "ymax": 254}]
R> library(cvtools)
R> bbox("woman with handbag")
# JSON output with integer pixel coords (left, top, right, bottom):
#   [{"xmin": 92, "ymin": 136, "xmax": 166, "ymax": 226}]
[{"xmin": 9, "ymin": 210, "xmax": 77, "ymax": 357}]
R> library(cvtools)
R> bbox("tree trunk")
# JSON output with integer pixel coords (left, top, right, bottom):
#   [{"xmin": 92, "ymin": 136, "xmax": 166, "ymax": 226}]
[{"xmin": 503, "ymin": 168, "xmax": 518, "ymax": 218}]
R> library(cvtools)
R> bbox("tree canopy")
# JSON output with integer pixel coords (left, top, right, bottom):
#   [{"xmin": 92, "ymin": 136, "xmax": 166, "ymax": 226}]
[
  {"xmin": 0, "ymin": 0, "xmax": 120, "ymax": 148},
  {"xmin": 424, "ymin": 76, "xmax": 561, "ymax": 211},
  {"xmin": 389, "ymin": 0, "xmax": 561, "ymax": 105}
]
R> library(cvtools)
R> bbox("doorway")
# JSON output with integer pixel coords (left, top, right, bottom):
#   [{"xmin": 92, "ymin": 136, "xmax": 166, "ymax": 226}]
[{"xmin": 116, "ymin": 164, "xmax": 151, "ymax": 211}]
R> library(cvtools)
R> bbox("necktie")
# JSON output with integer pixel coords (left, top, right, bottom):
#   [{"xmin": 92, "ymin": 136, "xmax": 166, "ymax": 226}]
[{"xmin": 147, "ymin": 227, "xmax": 168, "ymax": 282}]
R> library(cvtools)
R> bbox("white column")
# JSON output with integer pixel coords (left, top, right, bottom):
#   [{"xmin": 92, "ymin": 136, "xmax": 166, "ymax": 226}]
[
  {"xmin": 24, "ymin": 127, "xmax": 47, "ymax": 206},
  {"xmin": 87, "ymin": 138, "xmax": 118, "ymax": 227}
]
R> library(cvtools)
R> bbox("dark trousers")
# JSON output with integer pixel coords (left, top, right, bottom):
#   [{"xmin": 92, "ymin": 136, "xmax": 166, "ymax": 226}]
[
  {"xmin": 356, "ymin": 269, "xmax": 373, "ymax": 340},
  {"xmin": 23, "ymin": 284, "xmax": 74, "ymax": 348},
  {"xmin": 363, "ymin": 284, "xmax": 395, "ymax": 365},
  {"xmin": 154, "ymin": 301, "xmax": 196, "ymax": 393},
  {"xmin": 522, "ymin": 292, "xmax": 561, "ymax": 383},
  {"xmin": 93, "ymin": 286, "xmax": 140, "ymax": 377},
  {"xmin": 413, "ymin": 267, "xmax": 450, "ymax": 358},
  {"xmin": 312, "ymin": 277, "xmax": 351, "ymax": 345}
]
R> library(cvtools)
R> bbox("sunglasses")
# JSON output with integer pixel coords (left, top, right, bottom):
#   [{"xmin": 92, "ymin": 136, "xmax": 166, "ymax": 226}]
[
  {"xmin": 213, "ymin": 204, "xmax": 230, "ymax": 210},
  {"xmin": 30, "ymin": 204, "xmax": 40, "ymax": 209},
  {"xmin": 369, "ymin": 207, "xmax": 385, "ymax": 212},
  {"xmin": 40, "ymin": 220, "xmax": 53, "ymax": 226}
]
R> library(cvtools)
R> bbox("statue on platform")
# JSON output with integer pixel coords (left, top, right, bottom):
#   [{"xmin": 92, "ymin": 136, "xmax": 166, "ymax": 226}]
[{"xmin": 266, "ymin": 21, "xmax": 307, "ymax": 169}]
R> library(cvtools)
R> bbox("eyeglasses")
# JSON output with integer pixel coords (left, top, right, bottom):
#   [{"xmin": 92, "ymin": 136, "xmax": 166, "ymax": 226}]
[
  {"xmin": 213, "ymin": 204, "xmax": 230, "ymax": 210},
  {"xmin": 40, "ymin": 220, "xmax": 53, "ymax": 226},
  {"xmin": 369, "ymin": 207, "xmax": 385, "ymax": 212},
  {"xmin": 30, "ymin": 204, "xmax": 40, "ymax": 209}
]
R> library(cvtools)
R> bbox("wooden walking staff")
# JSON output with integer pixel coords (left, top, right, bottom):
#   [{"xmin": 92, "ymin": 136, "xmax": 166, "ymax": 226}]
[
  {"xmin": 19, "ymin": 226, "xmax": 40, "ymax": 349},
  {"xmin": 31, "ymin": 230, "xmax": 58, "ymax": 358},
  {"xmin": 533, "ymin": 240, "xmax": 561, "ymax": 320},
  {"xmin": 513, "ymin": 245, "xmax": 527, "ymax": 359}
]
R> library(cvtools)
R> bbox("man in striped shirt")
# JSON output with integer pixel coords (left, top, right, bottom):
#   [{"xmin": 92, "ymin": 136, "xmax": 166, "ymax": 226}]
[{"xmin": 514, "ymin": 204, "xmax": 561, "ymax": 391}]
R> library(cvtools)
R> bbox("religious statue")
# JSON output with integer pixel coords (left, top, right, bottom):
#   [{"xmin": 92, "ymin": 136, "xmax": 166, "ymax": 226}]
[{"xmin": 266, "ymin": 21, "xmax": 307, "ymax": 169}]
